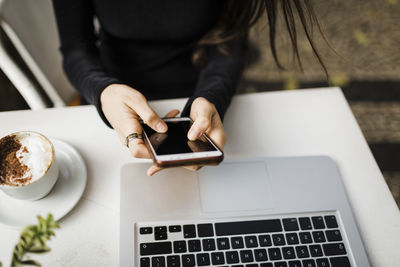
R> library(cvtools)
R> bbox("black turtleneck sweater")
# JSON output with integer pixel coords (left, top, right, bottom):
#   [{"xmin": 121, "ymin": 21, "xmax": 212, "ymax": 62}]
[{"xmin": 52, "ymin": 0, "xmax": 245, "ymax": 125}]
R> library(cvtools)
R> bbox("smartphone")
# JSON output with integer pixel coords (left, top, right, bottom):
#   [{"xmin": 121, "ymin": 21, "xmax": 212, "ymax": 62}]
[{"xmin": 140, "ymin": 117, "xmax": 224, "ymax": 167}]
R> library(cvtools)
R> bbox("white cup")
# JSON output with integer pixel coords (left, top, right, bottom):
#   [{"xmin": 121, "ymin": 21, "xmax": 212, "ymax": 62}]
[{"xmin": 0, "ymin": 131, "xmax": 59, "ymax": 201}]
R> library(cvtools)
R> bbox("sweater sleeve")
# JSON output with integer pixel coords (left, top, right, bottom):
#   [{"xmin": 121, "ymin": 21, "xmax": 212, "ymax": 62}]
[
  {"xmin": 52, "ymin": 0, "xmax": 120, "ymax": 125},
  {"xmin": 181, "ymin": 36, "xmax": 246, "ymax": 121}
]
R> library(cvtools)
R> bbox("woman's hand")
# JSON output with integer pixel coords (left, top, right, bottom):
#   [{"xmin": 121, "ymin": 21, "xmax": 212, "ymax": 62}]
[
  {"xmin": 187, "ymin": 97, "xmax": 226, "ymax": 150},
  {"xmin": 100, "ymin": 84, "xmax": 178, "ymax": 158},
  {"xmin": 147, "ymin": 97, "xmax": 226, "ymax": 176}
]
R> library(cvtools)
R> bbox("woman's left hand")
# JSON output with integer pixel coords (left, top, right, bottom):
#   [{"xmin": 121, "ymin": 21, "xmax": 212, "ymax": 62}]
[{"xmin": 147, "ymin": 97, "xmax": 226, "ymax": 176}]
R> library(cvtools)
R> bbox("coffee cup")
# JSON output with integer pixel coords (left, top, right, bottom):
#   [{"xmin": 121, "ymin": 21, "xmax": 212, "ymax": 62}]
[{"xmin": 0, "ymin": 131, "xmax": 59, "ymax": 200}]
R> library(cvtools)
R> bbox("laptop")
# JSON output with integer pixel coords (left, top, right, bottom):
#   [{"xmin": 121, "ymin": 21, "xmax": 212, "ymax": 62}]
[{"xmin": 120, "ymin": 156, "xmax": 370, "ymax": 267}]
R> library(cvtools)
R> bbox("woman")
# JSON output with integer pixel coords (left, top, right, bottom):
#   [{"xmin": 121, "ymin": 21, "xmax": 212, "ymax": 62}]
[{"xmin": 52, "ymin": 0, "xmax": 325, "ymax": 175}]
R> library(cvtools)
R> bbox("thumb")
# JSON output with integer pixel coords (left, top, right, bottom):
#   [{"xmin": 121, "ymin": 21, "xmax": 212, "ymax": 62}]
[
  {"xmin": 124, "ymin": 95, "xmax": 167, "ymax": 133},
  {"xmin": 187, "ymin": 110, "xmax": 212, "ymax": 141}
]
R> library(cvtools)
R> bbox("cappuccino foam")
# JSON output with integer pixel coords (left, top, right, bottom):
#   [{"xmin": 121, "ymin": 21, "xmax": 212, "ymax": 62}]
[
  {"xmin": 17, "ymin": 133, "xmax": 53, "ymax": 183},
  {"xmin": 0, "ymin": 132, "xmax": 53, "ymax": 186}
]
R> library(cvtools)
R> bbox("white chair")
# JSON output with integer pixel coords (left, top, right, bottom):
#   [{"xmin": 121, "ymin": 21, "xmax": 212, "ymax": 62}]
[{"xmin": 0, "ymin": 0, "xmax": 76, "ymax": 109}]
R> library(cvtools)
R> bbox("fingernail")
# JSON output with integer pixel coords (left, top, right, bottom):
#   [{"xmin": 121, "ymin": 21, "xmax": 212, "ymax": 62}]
[
  {"xmin": 188, "ymin": 128, "xmax": 199, "ymax": 140},
  {"xmin": 157, "ymin": 122, "xmax": 167, "ymax": 132}
]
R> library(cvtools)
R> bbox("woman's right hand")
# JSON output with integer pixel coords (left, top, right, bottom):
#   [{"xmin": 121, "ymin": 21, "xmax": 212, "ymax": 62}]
[{"xmin": 100, "ymin": 84, "xmax": 176, "ymax": 158}]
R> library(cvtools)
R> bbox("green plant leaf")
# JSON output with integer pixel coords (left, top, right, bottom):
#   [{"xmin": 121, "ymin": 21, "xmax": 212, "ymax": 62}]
[
  {"xmin": 11, "ymin": 257, "xmax": 23, "ymax": 267},
  {"xmin": 28, "ymin": 246, "xmax": 51, "ymax": 254},
  {"xmin": 19, "ymin": 259, "xmax": 41, "ymax": 266},
  {"xmin": 38, "ymin": 236, "xmax": 47, "ymax": 246},
  {"xmin": 11, "ymin": 214, "xmax": 59, "ymax": 267}
]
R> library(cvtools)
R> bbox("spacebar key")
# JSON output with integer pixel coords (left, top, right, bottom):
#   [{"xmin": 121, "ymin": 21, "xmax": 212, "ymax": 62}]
[
  {"xmin": 140, "ymin": 242, "xmax": 172, "ymax": 256},
  {"xmin": 215, "ymin": 219, "xmax": 282, "ymax": 236}
]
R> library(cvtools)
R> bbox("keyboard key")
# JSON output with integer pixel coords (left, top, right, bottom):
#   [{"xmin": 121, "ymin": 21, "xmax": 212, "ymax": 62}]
[
  {"xmin": 286, "ymin": 233, "xmax": 299, "ymax": 245},
  {"xmin": 181, "ymin": 254, "xmax": 195, "ymax": 267},
  {"xmin": 215, "ymin": 219, "xmax": 282, "ymax": 236},
  {"xmin": 196, "ymin": 253, "xmax": 210, "ymax": 266},
  {"xmin": 275, "ymin": 262, "xmax": 288, "ymax": 267},
  {"xmin": 155, "ymin": 226, "xmax": 167, "ymax": 235},
  {"xmin": 140, "ymin": 242, "xmax": 172, "ymax": 256},
  {"xmin": 309, "ymin": 244, "xmax": 323, "ymax": 257},
  {"xmin": 166, "ymin": 255, "xmax": 180, "ymax": 267},
  {"xmin": 226, "ymin": 251, "xmax": 240, "ymax": 264},
  {"xmin": 259, "ymin": 234, "xmax": 272, "ymax": 247},
  {"xmin": 183, "ymin": 225, "xmax": 196, "ymax": 238},
  {"xmin": 240, "ymin": 250, "xmax": 254, "ymax": 263},
  {"xmin": 268, "ymin": 248, "xmax": 282, "ymax": 260},
  {"xmin": 169, "ymin": 225, "xmax": 181, "ymax": 233},
  {"xmin": 155, "ymin": 226, "xmax": 167, "ymax": 232},
  {"xmin": 323, "ymin": 243, "xmax": 347, "ymax": 256},
  {"xmin": 288, "ymin": 260, "xmax": 301, "ymax": 267},
  {"xmin": 140, "ymin": 227, "xmax": 152, "ymax": 235},
  {"xmin": 202, "ymin": 239, "xmax": 216, "ymax": 251},
  {"xmin": 254, "ymin": 248, "xmax": 268, "ymax": 261},
  {"xmin": 311, "ymin": 217, "xmax": 325, "ymax": 229},
  {"xmin": 295, "ymin": 246, "xmax": 309, "ymax": 258},
  {"xmin": 155, "ymin": 232, "xmax": 168, "ymax": 240},
  {"xmin": 245, "ymin": 235, "xmax": 258, "ymax": 248},
  {"xmin": 316, "ymin": 258, "xmax": 330, "ymax": 267},
  {"xmin": 283, "ymin": 218, "xmax": 299, "ymax": 231},
  {"xmin": 246, "ymin": 264, "xmax": 258, "ymax": 267},
  {"xmin": 173, "ymin": 240, "xmax": 186, "ymax": 253},
  {"xmin": 260, "ymin": 263, "xmax": 273, "ymax": 267},
  {"xmin": 302, "ymin": 259, "xmax": 316, "ymax": 267},
  {"xmin": 217, "ymin": 238, "xmax": 230, "ymax": 250},
  {"xmin": 299, "ymin": 232, "xmax": 312, "ymax": 244},
  {"xmin": 325, "ymin": 230, "xmax": 342, "ymax": 242},
  {"xmin": 231, "ymin": 236, "xmax": 244, "ymax": 249},
  {"xmin": 282, "ymin": 247, "xmax": 296, "ymax": 259},
  {"xmin": 330, "ymin": 256, "xmax": 351, "ymax": 267},
  {"xmin": 140, "ymin": 257, "xmax": 150, "ymax": 267},
  {"xmin": 324, "ymin": 215, "xmax": 338, "ymax": 229},
  {"xmin": 211, "ymin": 252, "xmax": 225, "ymax": 265},
  {"xmin": 299, "ymin": 217, "xmax": 312, "ymax": 230},
  {"xmin": 272, "ymin": 234, "xmax": 285, "ymax": 246},
  {"xmin": 198, "ymin": 223, "xmax": 214, "ymax": 237},
  {"xmin": 312, "ymin": 231, "xmax": 326, "ymax": 243},
  {"xmin": 152, "ymin": 256, "xmax": 165, "ymax": 267},
  {"xmin": 188, "ymin": 240, "xmax": 201, "ymax": 252}
]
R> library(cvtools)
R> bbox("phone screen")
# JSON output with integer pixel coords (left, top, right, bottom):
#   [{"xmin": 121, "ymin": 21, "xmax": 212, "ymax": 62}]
[{"xmin": 141, "ymin": 120, "xmax": 217, "ymax": 155}]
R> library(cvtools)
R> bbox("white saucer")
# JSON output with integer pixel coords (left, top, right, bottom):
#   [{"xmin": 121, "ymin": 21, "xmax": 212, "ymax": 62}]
[{"xmin": 0, "ymin": 138, "xmax": 87, "ymax": 227}]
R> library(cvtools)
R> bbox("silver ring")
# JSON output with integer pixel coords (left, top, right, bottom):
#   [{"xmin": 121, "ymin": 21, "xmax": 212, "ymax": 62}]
[{"xmin": 125, "ymin": 133, "xmax": 143, "ymax": 147}]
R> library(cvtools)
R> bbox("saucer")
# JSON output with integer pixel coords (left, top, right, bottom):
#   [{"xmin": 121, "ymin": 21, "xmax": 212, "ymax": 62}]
[{"xmin": 0, "ymin": 138, "xmax": 87, "ymax": 227}]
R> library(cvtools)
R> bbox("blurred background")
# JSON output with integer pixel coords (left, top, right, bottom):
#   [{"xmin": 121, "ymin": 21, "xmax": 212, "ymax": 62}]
[{"xmin": 0, "ymin": 0, "xmax": 399, "ymax": 206}]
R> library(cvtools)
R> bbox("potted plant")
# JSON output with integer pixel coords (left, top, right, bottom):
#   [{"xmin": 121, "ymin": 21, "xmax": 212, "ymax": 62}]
[{"xmin": 0, "ymin": 214, "xmax": 59, "ymax": 267}]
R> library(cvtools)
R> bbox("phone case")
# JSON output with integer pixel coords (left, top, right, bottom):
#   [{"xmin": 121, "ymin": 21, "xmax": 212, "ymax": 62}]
[
  {"xmin": 142, "ymin": 133, "xmax": 224, "ymax": 168},
  {"xmin": 141, "ymin": 117, "xmax": 224, "ymax": 167}
]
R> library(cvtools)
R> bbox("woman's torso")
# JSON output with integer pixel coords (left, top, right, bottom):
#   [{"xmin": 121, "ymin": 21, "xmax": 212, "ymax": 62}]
[{"xmin": 93, "ymin": 0, "xmax": 224, "ymax": 99}]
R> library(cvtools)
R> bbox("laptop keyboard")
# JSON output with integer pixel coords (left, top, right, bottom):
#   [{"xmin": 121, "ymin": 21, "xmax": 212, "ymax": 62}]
[{"xmin": 137, "ymin": 213, "xmax": 352, "ymax": 267}]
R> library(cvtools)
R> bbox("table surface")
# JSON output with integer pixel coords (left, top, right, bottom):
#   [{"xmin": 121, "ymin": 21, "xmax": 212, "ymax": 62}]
[{"xmin": 0, "ymin": 87, "xmax": 399, "ymax": 267}]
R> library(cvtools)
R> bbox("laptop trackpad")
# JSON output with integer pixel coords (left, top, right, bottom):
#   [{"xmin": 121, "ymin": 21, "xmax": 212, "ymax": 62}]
[{"xmin": 198, "ymin": 161, "xmax": 275, "ymax": 213}]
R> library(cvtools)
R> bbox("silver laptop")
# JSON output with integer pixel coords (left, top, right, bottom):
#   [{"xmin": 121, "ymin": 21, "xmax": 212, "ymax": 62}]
[{"xmin": 120, "ymin": 156, "xmax": 370, "ymax": 267}]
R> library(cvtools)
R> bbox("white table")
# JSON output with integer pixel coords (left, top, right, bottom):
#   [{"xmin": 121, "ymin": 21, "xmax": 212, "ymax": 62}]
[{"xmin": 0, "ymin": 87, "xmax": 399, "ymax": 267}]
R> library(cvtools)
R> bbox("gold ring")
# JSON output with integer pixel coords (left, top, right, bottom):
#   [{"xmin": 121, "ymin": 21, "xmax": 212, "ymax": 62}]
[{"xmin": 125, "ymin": 133, "xmax": 143, "ymax": 147}]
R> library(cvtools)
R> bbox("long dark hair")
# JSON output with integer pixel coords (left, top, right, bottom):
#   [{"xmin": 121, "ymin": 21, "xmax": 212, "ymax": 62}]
[{"xmin": 194, "ymin": 0, "xmax": 328, "ymax": 75}]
